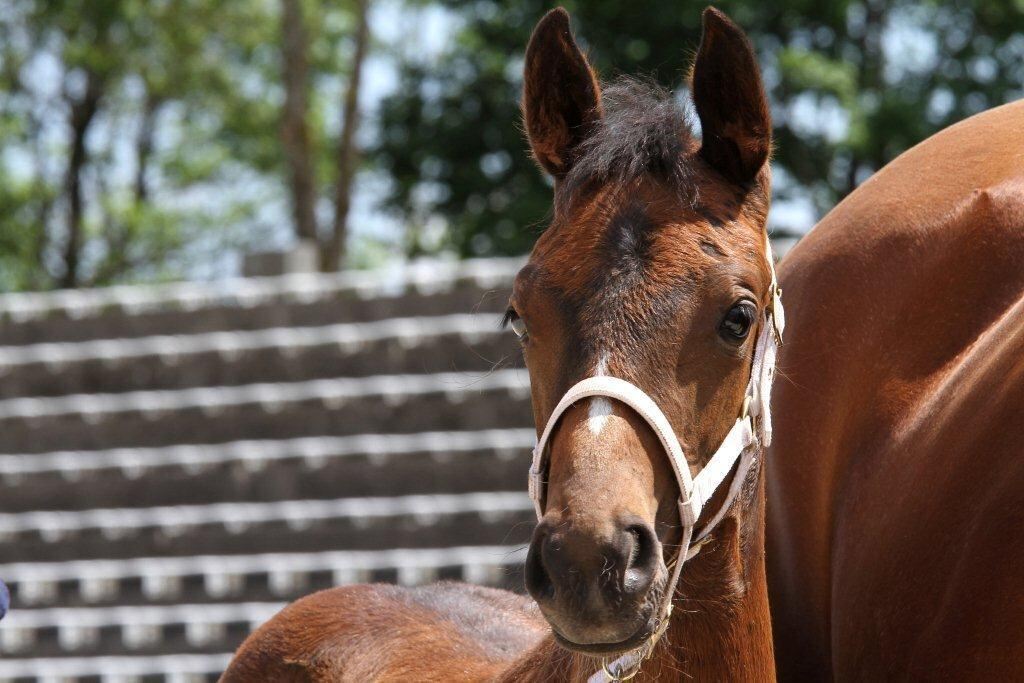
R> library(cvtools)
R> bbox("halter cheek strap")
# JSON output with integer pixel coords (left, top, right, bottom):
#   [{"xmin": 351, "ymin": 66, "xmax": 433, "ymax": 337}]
[{"xmin": 527, "ymin": 234, "xmax": 784, "ymax": 683}]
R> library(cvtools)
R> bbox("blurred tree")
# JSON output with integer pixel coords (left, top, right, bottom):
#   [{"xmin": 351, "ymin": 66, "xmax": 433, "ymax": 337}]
[
  {"xmin": 324, "ymin": 0, "xmax": 370, "ymax": 272},
  {"xmin": 0, "ymin": 0, "xmax": 372, "ymax": 291},
  {"xmin": 1, "ymin": 0, "xmax": 1020, "ymax": 290},
  {"xmin": 374, "ymin": 0, "xmax": 1024, "ymax": 257},
  {"xmin": 281, "ymin": 0, "xmax": 320, "ymax": 244},
  {"xmin": 278, "ymin": 0, "xmax": 371, "ymax": 271},
  {"xmin": 0, "ymin": 0, "xmax": 277, "ymax": 290}
]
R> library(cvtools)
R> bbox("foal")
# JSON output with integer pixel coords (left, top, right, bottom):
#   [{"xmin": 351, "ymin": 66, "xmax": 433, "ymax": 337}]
[{"xmin": 223, "ymin": 7, "xmax": 779, "ymax": 681}]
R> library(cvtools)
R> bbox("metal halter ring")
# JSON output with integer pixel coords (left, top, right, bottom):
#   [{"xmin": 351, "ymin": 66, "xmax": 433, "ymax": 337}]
[
  {"xmin": 600, "ymin": 603, "xmax": 673, "ymax": 681},
  {"xmin": 602, "ymin": 657, "xmax": 642, "ymax": 681}
]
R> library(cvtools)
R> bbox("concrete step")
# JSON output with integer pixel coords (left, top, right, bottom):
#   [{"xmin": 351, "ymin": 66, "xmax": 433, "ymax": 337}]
[
  {"xmin": 0, "ymin": 601, "xmax": 282, "ymax": 660},
  {"xmin": 0, "ymin": 370, "xmax": 533, "ymax": 454},
  {"xmin": 0, "ymin": 652, "xmax": 229, "ymax": 683},
  {"xmin": 0, "ymin": 545, "xmax": 528, "ymax": 609},
  {"xmin": 0, "ymin": 492, "xmax": 535, "ymax": 563},
  {"xmin": 0, "ymin": 315, "xmax": 521, "ymax": 398},
  {"xmin": 0, "ymin": 259, "xmax": 538, "ymax": 677},
  {"xmin": 0, "ymin": 430, "xmax": 535, "ymax": 512},
  {"xmin": 0, "ymin": 258, "xmax": 521, "ymax": 345}
]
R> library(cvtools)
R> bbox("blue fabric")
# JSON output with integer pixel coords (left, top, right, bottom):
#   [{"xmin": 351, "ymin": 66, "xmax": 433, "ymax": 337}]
[{"xmin": 0, "ymin": 579, "xmax": 8, "ymax": 621}]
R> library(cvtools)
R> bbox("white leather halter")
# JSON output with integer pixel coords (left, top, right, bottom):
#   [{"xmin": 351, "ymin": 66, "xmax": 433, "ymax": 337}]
[{"xmin": 526, "ymin": 234, "xmax": 784, "ymax": 682}]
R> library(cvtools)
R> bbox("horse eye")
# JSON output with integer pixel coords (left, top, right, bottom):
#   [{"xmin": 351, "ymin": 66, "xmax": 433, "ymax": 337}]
[
  {"xmin": 503, "ymin": 308, "xmax": 528, "ymax": 339},
  {"xmin": 719, "ymin": 303, "xmax": 755, "ymax": 342}
]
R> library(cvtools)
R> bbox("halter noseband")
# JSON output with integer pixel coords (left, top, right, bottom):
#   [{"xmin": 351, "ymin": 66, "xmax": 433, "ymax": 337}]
[{"xmin": 526, "ymin": 233, "xmax": 784, "ymax": 682}]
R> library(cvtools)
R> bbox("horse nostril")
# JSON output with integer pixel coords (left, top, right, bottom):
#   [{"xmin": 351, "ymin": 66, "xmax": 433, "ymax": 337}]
[
  {"xmin": 624, "ymin": 527, "xmax": 642, "ymax": 569},
  {"xmin": 525, "ymin": 526, "xmax": 555, "ymax": 603},
  {"xmin": 621, "ymin": 523, "xmax": 659, "ymax": 596},
  {"xmin": 525, "ymin": 520, "xmax": 661, "ymax": 609}
]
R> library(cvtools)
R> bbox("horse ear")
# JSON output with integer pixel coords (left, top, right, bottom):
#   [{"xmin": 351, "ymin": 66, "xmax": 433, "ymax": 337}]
[
  {"xmin": 691, "ymin": 7, "xmax": 771, "ymax": 183},
  {"xmin": 523, "ymin": 8, "xmax": 602, "ymax": 178}
]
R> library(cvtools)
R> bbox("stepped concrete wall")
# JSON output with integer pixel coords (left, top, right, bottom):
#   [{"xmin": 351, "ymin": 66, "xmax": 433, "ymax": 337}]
[{"xmin": 0, "ymin": 258, "xmax": 531, "ymax": 683}]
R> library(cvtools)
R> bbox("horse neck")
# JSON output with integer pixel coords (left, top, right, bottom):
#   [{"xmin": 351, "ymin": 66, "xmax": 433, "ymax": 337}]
[
  {"xmin": 507, "ymin": 469, "xmax": 775, "ymax": 683},
  {"xmin": 650, "ymin": 469, "xmax": 775, "ymax": 682}
]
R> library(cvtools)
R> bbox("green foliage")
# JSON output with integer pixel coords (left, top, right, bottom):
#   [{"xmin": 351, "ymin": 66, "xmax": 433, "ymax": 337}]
[
  {"xmin": 1, "ymin": 0, "xmax": 1022, "ymax": 288},
  {"xmin": 0, "ymin": 171, "xmax": 54, "ymax": 291},
  {"xmin": 0, "ymin": 0, "xmax": 366, "ymax": 291},
  {"xmin": 375, "ymin": 0, "xmax": 1024, "ymax": 257}
]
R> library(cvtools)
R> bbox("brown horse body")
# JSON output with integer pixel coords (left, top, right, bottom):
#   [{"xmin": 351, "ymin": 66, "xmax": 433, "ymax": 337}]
[
  {"xmin": 225, "ymin": 7, "xmax": 781, "ymax": 682},
  {"xmin": 768, "ymin": 99, "xmax": 1024, "ymax": 680},
  {"xmin": 223, "ymin": 543, "xmax": 773, "ymax": 681}
]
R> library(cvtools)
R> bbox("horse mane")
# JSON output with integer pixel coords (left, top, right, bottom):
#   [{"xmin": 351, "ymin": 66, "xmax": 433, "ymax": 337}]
[{"xmin": 560, "ymin": 77, "xmax": 698, "ymax": 206}]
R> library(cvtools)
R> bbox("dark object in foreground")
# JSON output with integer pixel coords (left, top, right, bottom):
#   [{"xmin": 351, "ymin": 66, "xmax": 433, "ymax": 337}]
[{"xmin": 0, "ymin": 579, "xmax": 9, "ymax": 621}]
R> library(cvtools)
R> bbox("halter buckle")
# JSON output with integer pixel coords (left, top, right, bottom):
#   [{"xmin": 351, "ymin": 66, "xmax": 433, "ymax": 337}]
[
  {"xmin": 770, "ymin": 285, "xmax": 785, "ymax": 344},
  {"xmin": 601, "ymin": 658, "xmax": 642, "ymax": 682}
]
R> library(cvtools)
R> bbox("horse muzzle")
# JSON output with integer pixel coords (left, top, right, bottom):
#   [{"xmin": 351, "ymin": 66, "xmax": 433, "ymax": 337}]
[{"xmin": 524, "ymin": 516, "xmax": 666, "ymax": 653}]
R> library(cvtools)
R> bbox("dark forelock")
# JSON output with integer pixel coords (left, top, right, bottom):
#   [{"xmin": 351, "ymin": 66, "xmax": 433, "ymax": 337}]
[{"xmin": 560, "ymin": 77, "xmax": 697, "ymax": 204}]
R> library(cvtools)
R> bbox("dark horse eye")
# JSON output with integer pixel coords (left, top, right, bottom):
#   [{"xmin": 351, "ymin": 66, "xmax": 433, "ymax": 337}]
[
  {"xmin": 719, "ymin": 303, "xmax": 756, "ymax": 342},
  {"xmin": 502, "ymin": 308, "xmax": 528, "ymax": 340}
]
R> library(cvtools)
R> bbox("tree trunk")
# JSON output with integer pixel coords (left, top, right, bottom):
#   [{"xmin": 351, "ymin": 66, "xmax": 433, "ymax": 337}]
[
  {"xmin": 280, "ymin": 0, "xmax": 319, "ymax": 243},
  {"xmin": 135, "ymin": 93, "xmax": 161, "ymax": 203},
  {"xmin": 323, "ymin": 0, "xmax": 370, "ymax": 272},
  {"xmin": 27, "ymin": 114, "xmax": 55, "ymax": 289},
  {"xmin": 60, "ymin": 69, "xmax": 104, "ymax": 289}
]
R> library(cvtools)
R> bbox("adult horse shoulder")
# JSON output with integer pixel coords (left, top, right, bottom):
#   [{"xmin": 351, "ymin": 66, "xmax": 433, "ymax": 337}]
[
  {"xmin": 224, "ymin": 7, "xmax": 782, "ymax": 681},
  {"xmin": 768, "ymin": 99, "xmax": 1024, "ymax": 681}
]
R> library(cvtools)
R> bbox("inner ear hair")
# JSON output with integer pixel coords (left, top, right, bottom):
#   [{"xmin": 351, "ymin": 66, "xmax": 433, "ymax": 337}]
[
  {"xmin": 691, "ymin": 7, "xmax": 771, "ymax": 184},
  {"xmin": 522, "ymin": 8, "xmax": 603, "ymax": 178}
]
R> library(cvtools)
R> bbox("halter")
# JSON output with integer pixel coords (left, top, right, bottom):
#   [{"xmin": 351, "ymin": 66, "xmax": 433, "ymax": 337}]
[{"xmin": 526, "ymin": 233, "xmax": 784, "ymax": 682}]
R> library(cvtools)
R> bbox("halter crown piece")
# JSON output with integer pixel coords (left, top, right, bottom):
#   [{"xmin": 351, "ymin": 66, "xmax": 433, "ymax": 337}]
[{"xmin": 527, "ymin": 233, "xmax": 784, "ymax": 683}]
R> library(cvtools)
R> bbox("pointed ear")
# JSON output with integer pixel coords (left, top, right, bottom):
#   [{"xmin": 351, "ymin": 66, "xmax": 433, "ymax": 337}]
[
  {"xmin": 692, "ymin": 7, "xmax": 771, "ymax": 183},
  {"xmin": 522, "ymin": 8, "xmax": 602, "ymax": 178}
]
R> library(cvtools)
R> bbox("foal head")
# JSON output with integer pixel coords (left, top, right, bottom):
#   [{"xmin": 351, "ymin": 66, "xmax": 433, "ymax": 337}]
[{"xmin": 513, "ymin": 8, "xmax": 774, "ymax": 653}]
